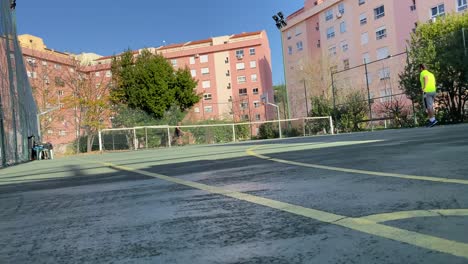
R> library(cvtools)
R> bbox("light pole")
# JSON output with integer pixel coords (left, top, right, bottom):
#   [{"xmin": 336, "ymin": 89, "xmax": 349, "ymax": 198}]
[
  {"xmin": 272, "ymin": 12, "xmax": 291, "ymax": 119},
  {"xmin": 267, "ymin": 102, "xmax": 282, "ymax": 139}
]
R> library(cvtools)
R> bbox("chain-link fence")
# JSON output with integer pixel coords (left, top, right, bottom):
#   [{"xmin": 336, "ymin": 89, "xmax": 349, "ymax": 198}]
[
  {"xmin": 0, "ymin": 0, "xmax": 38, "ymax": 167},
  {"xmin": 331, "ymin": 52, "xmax": 416, "ymax": 131}
]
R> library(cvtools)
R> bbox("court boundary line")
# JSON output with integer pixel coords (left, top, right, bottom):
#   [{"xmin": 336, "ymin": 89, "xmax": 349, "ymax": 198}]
[
  {"xmin": 246, "ymin": 146, "xmax": 468, "ymax": 185},
  {"xmin": 86, "ymin": 159, "xmax": 468, "ymax": 259}
]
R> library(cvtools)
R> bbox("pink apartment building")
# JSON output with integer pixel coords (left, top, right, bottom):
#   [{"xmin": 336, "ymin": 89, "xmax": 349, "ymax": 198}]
[
  {"xmin": 19, "ymin": 31, "xmax": 274, "ymax": 151},
  {"xmin": 283, "ymin": 0, "xmax": 467, "ymax": 118}
]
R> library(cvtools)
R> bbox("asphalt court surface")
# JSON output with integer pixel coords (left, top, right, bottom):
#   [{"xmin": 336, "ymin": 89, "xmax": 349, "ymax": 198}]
[{"xmin": 1, "ymin": 124, "xmax": 468, "ymax": 263}]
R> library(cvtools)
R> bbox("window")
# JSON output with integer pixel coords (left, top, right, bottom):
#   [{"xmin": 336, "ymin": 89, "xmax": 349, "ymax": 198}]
[
  {"xmin": 295, "ymin": 26, "xmax": 302, "ymax": 36},
  {"xmin": 330, "ymin": 65, "xmax": 338, "ymax": 73},
  {"xmin": 47, "ymin": 130, "xmax": 53, "ymax": 135},
  {"xmin": 226, "ymin": 70, "xmax": 230, "ymax": 77},
  {"xmin": 287, "ymin": 30, "xmax": 292, "ymax": 40},
  {"xmin": 254, "ymin": 101, "xmax": 260, "ymax": 108},
  {"xmin": 341, "ymin": 41, "xmax": 349, "ymax": 52},
  {"xmin": 360, "ymin": 13, "xmax": 367, "ymax": 25},
  {"xmin": 377, "ymin": 47, "xmax": 389, "ymax": 59},
  {"xmin": 190, "ymin": 57, "xmax": 196, "ymax": 65},
  {"xmin": 431, "ymin": 4, "xmax": 445, "ymax": 17},
  {"xmin": 251, "ymin": 74, "xmax": 258, "ymax": 82},
  {"xmin": 296, "ymin": 41, "xmax": 303, "ymax": 51},
  {"xmin": 106, "ymin": 70, "xmax": 112, "ymax": 77},
  {"xmin": 250, "ymin": 61, "xmax": 257, "ymax": 68},
  {"xmin": 253, "ymin": 88, "xmax": 259, "ymax": 94},
  {"xmin": 201, "ymin": 67, "xmax": 210, "ymax": 75},
  {"xmin": 202, "ymin": 80, "xmax": 211, "ymax": 88},
  {"xmin": 376, "ymin": 26, "xmax": 387, "ymax": 40},
  {"xmin": 58, "ymin": 90, "xmax": 64, "ymax": 96},
  {"xmin": 239, "ymin": 88, "xmax": 247, "ymax": 96},
  {"xmin": 343, "ymin": 59, "xmax": 350, "ymax": 70},
  {"xmin": 378, "ymin": 67, "xmax": 390, "ymax": 80},
  {"xmin": 190, "ymin": 69, "xmax": 196, "ymax": 77},
  {"xmin": 374, "ymin": 5, "xmax": 385, "ymax": 19},
  {"xmin": 338, "ymin": 3, "xmax": 345, "ymax": 14},
  {"xmin": 236, "ymin": 62, "xmax": 245, "ymax": 70},
  {"xmin": 328, "ymin": 46, "xmax": 337, "ymax": 56},
  {"xmin": 359, "ymin": 0, "xmax": 365, "ymax": 5},
  {"xmin": 42, "ymin": 61, "xmax": 47, "ymax": 66},
  {"xmin": 54, "ymin": 64, "xmax": 61, "ymax": 70},
  {"xmin": 340, "ymin": 21, "xmax": 346, "ymax": 33},
  {"xmin": 363, "ymin": 53, "xmax": 370, "ymax": 63},
  {"xmin": 327, "ymin": 26, "xmax": 335, "ymax": 39},
  {"xmin": 59, "ymin": 130, "xmax": 66, "ymax": 136},
  {"xmin": 325, "ymin": 9, "xmax": 333, "ymax": 21},
  {"xmin": 288, "ymin": 46, "xmax": 293, "ymax": 55},
  {"xmin": 55, "ymin": 77, "xmax": 64, "ymax": 87},
  {"xmin": 203, "ymin": 93, "xmax": 212, "ymax": 100},
  {"xmin": 240, "ymin": 102, "xmax": 248, "ymax": 110},
  {"xmin": 361, "ymin": 32, "xmax": 369, "ymax": 45},
  {"xmin": 200, "ymin": 55, "xmax": 208, "ymax": 63},
  {"xmin": 249, "ymin": 48, "xmax": 256, "ymax": 55},
  {"xmin": 194, "ymin": 107, "xmax": 200, "ymax": 113},
  {"xmin": 380, "ymin": 88, "xmax": 392, "ymax": 102},
  {"xmin": 458, "ymin": 0, "xmax": 467, "ymax": 12},
  {"xmin": 237, "ymin": 76, "xmax": 246, "ymax": 83},
  {"xmin": 204, "ymin": 106, "xmax": 213, "ymax": 113},
  {"xmin": 236, "ymin": 50, "xmax": 244, "ymax": 58},
  {"xmin": 69, "ymin": 68, "xmax": 75, "ymax": 73},
  {"xmin": 171, "ymin": 59, "xmax": 177, "ymax": 67},
  {"xmin": 255, "ymin": 114, "xmax": 261, "ymax": 121},
  {"xmin": 95, "ymin": 72, "xmax": 100, "ymax": 77},
  {"xmin": 225, "ymin": 57, "xmax": 229, "ymax": 64}
]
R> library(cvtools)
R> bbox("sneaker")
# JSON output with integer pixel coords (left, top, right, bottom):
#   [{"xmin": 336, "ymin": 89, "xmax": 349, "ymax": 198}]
[{"xmin": 429, "ymin": 120, "xmax": 438, "ymax": 127}]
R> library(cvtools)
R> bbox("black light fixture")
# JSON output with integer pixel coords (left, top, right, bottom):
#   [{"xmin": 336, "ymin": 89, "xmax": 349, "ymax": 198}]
[
  {"xmin": 10, "ymin": 0, "xmax": 16, "ymax": 10},
  {"xmin": 272, "ymin": 12, "xmax": 287, "ymax": 30}
]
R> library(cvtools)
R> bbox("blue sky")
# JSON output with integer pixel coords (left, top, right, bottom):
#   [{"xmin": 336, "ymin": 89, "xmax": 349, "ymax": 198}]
[{"xmin": 15, "ymin": 0, "xmax": 303, "ymax": 85}]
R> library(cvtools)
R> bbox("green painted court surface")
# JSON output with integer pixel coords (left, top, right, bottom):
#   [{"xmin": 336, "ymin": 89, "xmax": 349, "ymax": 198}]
[{"xmin": 1, "ymin": 124, "xmax": 468, "ymax": 263}]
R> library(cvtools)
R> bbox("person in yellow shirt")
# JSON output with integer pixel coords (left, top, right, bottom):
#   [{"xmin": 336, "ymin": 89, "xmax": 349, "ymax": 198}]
[{"xmin": 419, "ymin": 64, "xmax": 437, "ymax": 127}]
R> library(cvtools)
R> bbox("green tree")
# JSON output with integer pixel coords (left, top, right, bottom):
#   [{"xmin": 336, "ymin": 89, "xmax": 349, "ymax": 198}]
[
  {"xmin": 338, "ymin": 90, "xmax": 368, "ymax": 132},
  {"xmin": 110, "ymin": 49, "xmax": 200, "ymax": 119},
  {"xmin": 401, "ymin": 14, "xmax": 468, "ymax": 123},
  {"xmin": 273, "ymin": 84, "xmax": 288, "ymax": 119}
]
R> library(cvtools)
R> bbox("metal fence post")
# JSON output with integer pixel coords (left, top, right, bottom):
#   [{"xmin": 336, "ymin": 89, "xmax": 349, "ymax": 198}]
[
  {"xmin": 98, "ymin": 130, "xmax": 103, "ymax": 153},
  {"xmin": 364, "ymin": 61, "xmax": 374, "ymax": 131},
  {"xmin": 232, "ymin": 124, "xmax": 236, "ymax": 142}
]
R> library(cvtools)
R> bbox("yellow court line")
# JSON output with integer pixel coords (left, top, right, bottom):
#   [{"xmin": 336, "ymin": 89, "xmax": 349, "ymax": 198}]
[
  {"xmin": 94, "ymin": 160, "xmax": 468, "ymax": 259},
  {"xmin": 246, "ymin": 147, "xmax": 468, "ymax": 185},
  {"xmin": 362, "ymin": 209, "xmax": 468, "ymax": 223}
]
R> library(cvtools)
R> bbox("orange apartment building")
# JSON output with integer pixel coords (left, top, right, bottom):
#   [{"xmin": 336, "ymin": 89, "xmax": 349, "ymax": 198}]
[
  {"xmin": 282, "ymin": 0, "xmax": 467, "ymax": 118},
  {"xmin": 19, "ymin": 31, "xmax": 274, "ymax": 152}
]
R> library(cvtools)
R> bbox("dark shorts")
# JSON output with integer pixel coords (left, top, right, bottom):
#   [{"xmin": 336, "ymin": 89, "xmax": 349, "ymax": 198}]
[{"xmin": 424, "ymin": 92, "xmax": 436, "ymax": 110}]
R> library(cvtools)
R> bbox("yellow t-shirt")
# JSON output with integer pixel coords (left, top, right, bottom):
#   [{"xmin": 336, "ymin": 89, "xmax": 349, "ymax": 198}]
[{"xmin": 420, "ymin": 70, "xmax": 436, "ymax": 93}]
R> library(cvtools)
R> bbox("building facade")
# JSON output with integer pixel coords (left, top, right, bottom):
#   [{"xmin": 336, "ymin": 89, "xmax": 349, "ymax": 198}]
[
  {"xmin": 19, "ymin": 31, "xmax": 274, "ymax": 151},
  {"xmin": 283, "ymin": 0, "xmax": 467, "ymax": 118}
]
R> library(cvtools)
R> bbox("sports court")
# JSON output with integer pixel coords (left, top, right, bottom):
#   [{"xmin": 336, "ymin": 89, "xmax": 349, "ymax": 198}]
[{"xmin": 1, "ymin": 124, "xmax": 468, "ymax": 263}]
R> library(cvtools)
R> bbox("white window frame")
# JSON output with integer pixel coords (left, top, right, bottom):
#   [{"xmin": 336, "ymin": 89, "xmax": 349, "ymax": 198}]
[
  {"xmin": 340, "ymin": 21, "xmax": 346, "ymax": 33},
  {"xmin": 361, "ymin": 32, "xmax": 369, "ymax": 45},
  {"xmin": 201, "ymin": 67, "xmax": 209, "ymax": 75},
  {"xmin": 457, "ymin": 0, "xmax": 467, "ymax": 12},
  {"xmin": 251, "ymin": 74, "xmax": 258, "ymax": 82},
  {"xmin": 189, "ymin": 57, "xmax": 195, "ymax": 65},
  {"xmin": 239, "ymin": 88, "xmax": 247, "ymax": 96},
  {"xmin": 327, "ymin": 26, "xmax": 335, "ymax": 39},
  {"xmin": 200, "ymin": 55, "xmax": 208, "ymax": 63},
  {"xmin": 288, "ymin": 46, "xmax": 293, "ymax": 55},
  {"xmin": 338, "ymin": 3, "xmax": 345, "ymax": 14},
  {"xmin": 106, "ymin": 70, "xmax": 112, "ymax": 77},
  {"xmin": 343, "ymin": 59, "xmax": 350, "ymax": 70},
  {"xmin": 253, "ymin": 101, "xmax": 260, "ymax": 108},
  {"xmin": 203, "ymin": 93, "xmax": 212, "ymax": 100},
  {"xmin": 378, "ymin": 67, "xmax": 391, "ymax": 80},
  {"xmin": 253, "ymin": 88, "xmax": 259, "ymax": 94},
  {"xmin": 202, "ymin": 80, "xmax": 211, "ymax": 88},
  {"xmin": 328, "ymin": 46, "xmax": 337, "ymax": 56},
  {"xmin": 374, "ymin": 5, "xmax": 385, "ymax": 19},
  {"xmin": 376, "ymin": 26, "xmax": 387, "ymax": 40},
  {"xmin": 360, "ymin": 13, "xmax": 367, "ymax": 25},
  {"xmin": 249, "ymin": 48, "xmax": 256, "ymax": 55},
  {"xmin": 190, "ymin": 69, "xmax": 197, "ymax": 77},
  {"xmin": 325, "ymin": 9, "xmax": 334, "ymax": 21},
  {"xmin": 296, "ymin": 41, "xmax": 303, "ymax": 51},
  {"xmin": 295, "ymin": 26, "xmax": 302, "ymax": 36},
  {"xmin": 431, "ymin": 4, "xmax": 445, "ymax": 17},
  {"xmin": 377, "ymin": 47, "xmax": 390, "ymax": 60},
  {"xmin": 363, "ymin": 53, "xmax": 370, "ymax": 63},
  {"xmin": 95, "ymin": 72, "xmax": 100, "ymax": 77},
  {"xmin": 236, "ymin": 62, "xmax": 245, "ymax": 70},
  {"xmin": 237, "ymin": 76, "xmax": 246, "ymax": 84},
  {"xmin": 341, "ymin": 41, "xmax": 349, "ymax": 52},
  {"xmin": 171, "ymin": 59, "xmax": 177, "ymax": 67},
  {"xmin": 236, "ymin": 50, "xmax": 244, "ymax": 57},
  {"xmin": 204, "ymin": 106, "xmax": 213, "ymax": 113},
  {"xmin": 250, "ymin": 61, "xmax": 257, "ymax": 68}
]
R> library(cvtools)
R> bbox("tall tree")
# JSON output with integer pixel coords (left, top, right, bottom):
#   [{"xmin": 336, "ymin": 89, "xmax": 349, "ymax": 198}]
[
  {"xmin": 400, "ymin": 14, "xmax": 468, "ymax": 123},
  {"xmin": 110, "ymin": 49, "xmax": 199, "ymax": 120}
]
